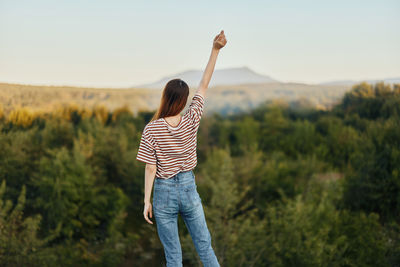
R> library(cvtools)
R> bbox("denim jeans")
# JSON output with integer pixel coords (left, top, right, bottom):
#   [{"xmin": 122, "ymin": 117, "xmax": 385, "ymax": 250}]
[{"xmin": 153, "ymin": 169, "xmax": 220, "ymax": 267}]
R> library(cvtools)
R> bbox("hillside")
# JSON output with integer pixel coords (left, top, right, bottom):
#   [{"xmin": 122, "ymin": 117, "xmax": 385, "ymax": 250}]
[{"xmin": 0, "ymin": 82, "xmax": 351, "ymax": 116}]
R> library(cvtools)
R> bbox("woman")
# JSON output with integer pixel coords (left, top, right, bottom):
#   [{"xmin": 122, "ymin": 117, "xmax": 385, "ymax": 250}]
[{"xmin": 136, "ymin": 30, "xmax": 227, "ymax": 267}]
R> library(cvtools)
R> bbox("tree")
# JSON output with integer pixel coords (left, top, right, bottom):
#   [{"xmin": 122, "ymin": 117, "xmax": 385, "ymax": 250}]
[
  {"xmin": 7, "ymin": 107, "xmax": 35, "ymax": 128},
  {"xmin": 31, "ymin": 144, "xmax": 129, "ymax": 243},
  {"xmin": 343, "ymin": 117, "xmax": 400, "ymax": 222},
  {"xmin": 0, "ymin": 180, "xmax": 58, "ymax": 266},
  {"xmin": 180, "ymin": 148, "xmax": 265, "ymax": 266},
  {"xmin": 260, "ymin": 178, "xmax": 389, "ymax": 267}
]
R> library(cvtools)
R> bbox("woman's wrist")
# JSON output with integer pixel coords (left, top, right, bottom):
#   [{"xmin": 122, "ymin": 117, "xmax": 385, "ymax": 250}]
[{"xmin": 212, "ymin": 47, "xmax": 220, "ymax": 54}]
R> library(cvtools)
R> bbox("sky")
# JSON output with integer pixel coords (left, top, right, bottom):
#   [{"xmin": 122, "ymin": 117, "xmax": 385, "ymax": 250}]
[{"xmin": 0, "ymin": 0, "xmax": 399, "ymax": 88}]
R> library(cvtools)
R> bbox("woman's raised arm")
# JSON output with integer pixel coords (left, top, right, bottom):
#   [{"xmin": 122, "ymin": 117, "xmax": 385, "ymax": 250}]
[{"xmin": 196, "ymin": 30, "xmax": 227, "ymax": 98}]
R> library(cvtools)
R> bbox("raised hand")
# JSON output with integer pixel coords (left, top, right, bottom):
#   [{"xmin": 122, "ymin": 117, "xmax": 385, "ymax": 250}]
[{"xmin": 213, "ymin": 30, "xmax": 227, "ymax": 50}]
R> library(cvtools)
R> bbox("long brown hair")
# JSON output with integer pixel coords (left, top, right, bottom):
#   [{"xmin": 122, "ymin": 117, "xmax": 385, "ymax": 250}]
[{"xmin": 150, "ymin": 79, "xmax": 190, "ymax": 122}]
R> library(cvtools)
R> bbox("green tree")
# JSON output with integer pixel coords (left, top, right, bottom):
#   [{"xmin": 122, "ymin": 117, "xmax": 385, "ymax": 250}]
[
  {"xmin": 32, "ymin": 143, "xmax": 129, "ymax": 243},
  {"xmin": 261, "ymin": 178, "xmax": 389, "ymax": 267},
  {"xmin": 180, "ymin": 148, "xmax": 265, "ymax": 266},
  {"xmin": 0, "ymin": 180, "xmax": 58, "ymax": 266},
  {"xmin": 343, "ymin": 117, "xmax": 400, "ymax": 222}
]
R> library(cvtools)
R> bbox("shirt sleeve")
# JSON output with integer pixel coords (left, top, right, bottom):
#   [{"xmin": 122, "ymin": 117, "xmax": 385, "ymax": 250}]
[
  {"xmin": 136, "ymin": 126, "xmax": 157, "ymax": 165},
  {"xmin": 186, "ymin": 92, "xmax": 205, "ymax": 126}
]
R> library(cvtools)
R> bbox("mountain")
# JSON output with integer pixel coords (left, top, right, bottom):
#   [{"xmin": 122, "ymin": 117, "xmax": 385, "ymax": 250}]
[
  {"xmin": 133, "ymin": 66, "xmax": 278, "ymax": 89},
  {"xmin": 319, "ymin": 77, "xmax": 400, "ymax": 86}
]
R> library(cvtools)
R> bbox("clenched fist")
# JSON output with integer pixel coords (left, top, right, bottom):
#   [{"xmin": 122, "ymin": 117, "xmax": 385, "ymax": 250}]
[{"xmin": 213, "ymin": 30, "xmax": 227, "ymax": 50}]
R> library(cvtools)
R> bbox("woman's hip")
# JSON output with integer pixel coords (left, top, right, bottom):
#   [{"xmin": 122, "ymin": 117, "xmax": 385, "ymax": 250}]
[{"xmin": 155, "ymin": 169, "xmax": 195, "ymax": 186}]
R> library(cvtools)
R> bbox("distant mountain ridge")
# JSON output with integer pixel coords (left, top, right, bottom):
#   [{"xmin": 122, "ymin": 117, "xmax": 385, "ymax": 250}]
[
  {"xmin": 134, "ymin": 66, "xmax": 399, "ymax": 89},
  {"xmin": 133, "ymin": 66, "xmax": 278, "ymax": 89}
]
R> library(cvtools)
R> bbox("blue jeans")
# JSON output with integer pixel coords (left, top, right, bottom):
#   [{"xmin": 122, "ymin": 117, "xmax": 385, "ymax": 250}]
[{"xmin": 153, "ymin": 170, "xmax": 220, "ymax": 267}]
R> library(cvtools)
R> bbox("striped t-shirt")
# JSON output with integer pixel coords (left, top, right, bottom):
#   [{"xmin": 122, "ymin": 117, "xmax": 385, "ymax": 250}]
[{"xmin": 136, "ymin": 92, "xmax": 205, "ymax": 179}]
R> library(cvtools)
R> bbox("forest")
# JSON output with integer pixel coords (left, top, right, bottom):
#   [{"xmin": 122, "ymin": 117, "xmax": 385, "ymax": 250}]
[{"xmin": 0, "ymin": 81, "xmax": 399, "ymax": 266}]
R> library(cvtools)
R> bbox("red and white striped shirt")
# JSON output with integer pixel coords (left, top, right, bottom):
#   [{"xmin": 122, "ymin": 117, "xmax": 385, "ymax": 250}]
[{"xmin": 136, "ymin": 92, "xmax": 205, "ymax": 179}]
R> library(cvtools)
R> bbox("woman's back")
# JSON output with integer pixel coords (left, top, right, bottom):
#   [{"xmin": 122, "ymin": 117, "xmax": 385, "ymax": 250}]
[{"xmin": 136, "ymin": 92, "xmax": 205, "ymax": 179}]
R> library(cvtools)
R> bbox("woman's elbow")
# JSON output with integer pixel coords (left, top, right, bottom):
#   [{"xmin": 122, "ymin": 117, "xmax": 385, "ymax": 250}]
[{"xmin": 146, "ymin": 163, "xmax": 157, "ymax": 173}]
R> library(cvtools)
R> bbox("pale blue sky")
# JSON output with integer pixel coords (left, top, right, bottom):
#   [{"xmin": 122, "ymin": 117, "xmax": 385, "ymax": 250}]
[{"xmin": 0, "ymin": 0, "xmax": 399, "ymax": 87}]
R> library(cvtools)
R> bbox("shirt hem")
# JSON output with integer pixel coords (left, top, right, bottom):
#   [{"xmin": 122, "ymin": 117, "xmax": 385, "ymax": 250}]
[{"xmin": 156, "ymin": 167, "xmax": 195, "ymax": 179}]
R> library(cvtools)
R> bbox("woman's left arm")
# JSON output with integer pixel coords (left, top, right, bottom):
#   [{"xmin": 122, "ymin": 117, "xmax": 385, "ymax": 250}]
[{"xmin": 143, "ymin": 163, "xmax": 157, "ymax": 224}]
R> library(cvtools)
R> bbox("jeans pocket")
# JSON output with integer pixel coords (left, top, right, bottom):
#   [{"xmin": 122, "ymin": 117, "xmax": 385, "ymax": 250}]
[
  {"xmin": 184, "ymin": 183, "xmax": 201, "ymax": 207},
  {"xmin": 153, "ymin": 188, "xmax": 169, "ymax": 210}
]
